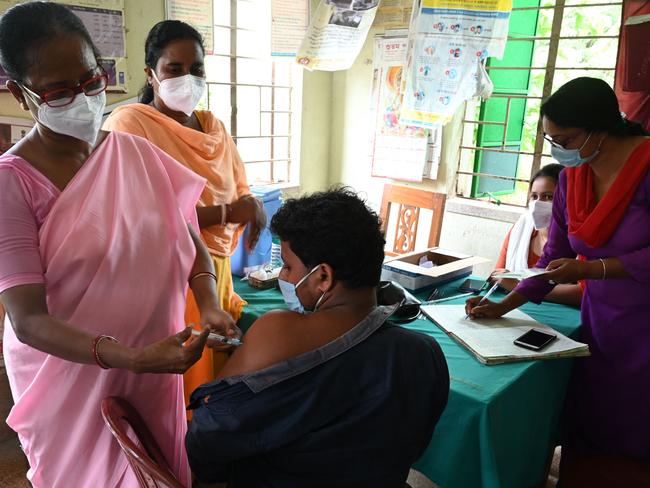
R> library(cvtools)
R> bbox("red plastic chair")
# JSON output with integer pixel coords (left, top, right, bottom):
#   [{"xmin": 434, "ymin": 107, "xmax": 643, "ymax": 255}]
[{"xmin": 101, "ymin": 396, "xmax": 186, "ymax": 488}]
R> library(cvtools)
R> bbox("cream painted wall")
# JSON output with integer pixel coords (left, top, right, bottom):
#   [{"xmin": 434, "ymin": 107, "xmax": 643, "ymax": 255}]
[
  {"xmin": 0, "ymin": 0, "xmax": 165, "ymax": 120},
  {"xmin": 298, "ymin": 69, "xmax": 332, "ymax": 193}
]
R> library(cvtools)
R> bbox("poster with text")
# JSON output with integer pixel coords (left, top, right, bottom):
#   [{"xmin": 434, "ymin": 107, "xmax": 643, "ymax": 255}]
[
  {"xmin": 296, "ymin": 0, "xmax": 379, "ymax": 71},
  {"xmin": 272, "ymin": 0, "xmax": 310, "ymax": 57},
  {"xmin": 400, "ymin": 0, "xmax": 511, "ymax": 127},
  {"xmin": 167, "ymin": 0, "xmax": 214, "ymax": 54},
  {"xmin": 374, "ymin": 0, "xmax": 413, "ymax": 29},
  {"xmin": 370, "ymin": 36, "xmax": 442, "ymax": 182}
]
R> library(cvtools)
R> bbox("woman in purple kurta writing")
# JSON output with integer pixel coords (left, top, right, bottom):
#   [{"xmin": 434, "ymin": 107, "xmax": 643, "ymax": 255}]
[{"xmin": 466, "ymin": 77, "xmax": 650, "ymax": 485}]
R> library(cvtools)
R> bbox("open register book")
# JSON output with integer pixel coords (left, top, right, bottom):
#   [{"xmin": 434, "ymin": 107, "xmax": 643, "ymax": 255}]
[{"xmin": 421, "ymin": 304, "xmax": 589, "ymax": 365}]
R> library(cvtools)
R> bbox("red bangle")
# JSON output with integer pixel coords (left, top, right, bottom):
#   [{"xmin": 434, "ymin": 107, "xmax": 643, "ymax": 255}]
[{"xmin": 93, "ymin": 335, "xmax": 117, "ymax": 369}]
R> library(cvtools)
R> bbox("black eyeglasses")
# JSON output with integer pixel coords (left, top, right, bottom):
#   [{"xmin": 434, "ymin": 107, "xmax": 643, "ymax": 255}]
[
  {"xmin": 21, "ymin": 67, "xmax": 108, "ymax": 108},
  {"xmin": 543, "ymin": 132, "xmax": 582, "ymax": 149}
]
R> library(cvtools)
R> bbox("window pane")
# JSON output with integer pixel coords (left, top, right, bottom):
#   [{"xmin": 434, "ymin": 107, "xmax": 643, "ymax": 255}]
[
  {"xmin": 245, "ymin": 161, "xmax": 273, "ymax": 185},
  {"xmin": 236, "ymin": 85, "xmax": 261, "ymax": 136},
  {"xmin": 213, "ymin": 0, "xmax": 230, "ymax": 25},
  {"xmin": 205, "ymin": 54, "xmax": 230, "ymax": 83},
  {"xmin": 208, "ymin": 0, "xmax": 301, "ymax": 185},
  {"xmin": 207, "ymin": 83, "xmax": 231, "ymax": 129}
]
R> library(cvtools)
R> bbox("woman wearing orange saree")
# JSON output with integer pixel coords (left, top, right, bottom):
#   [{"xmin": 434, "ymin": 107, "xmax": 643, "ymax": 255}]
[{"xmin": 104, "ymin": 21, "xmax": 266, "ymax": 401}]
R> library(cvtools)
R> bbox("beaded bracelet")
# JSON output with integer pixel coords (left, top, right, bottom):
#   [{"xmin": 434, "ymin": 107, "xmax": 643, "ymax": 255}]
[
  {"xmin": 93, "ymin": 334, "xmax": 117, "ymax": 369},
  {"xmin": 189, "ymin": 271, "xmax": 218, "ymax": 284}
]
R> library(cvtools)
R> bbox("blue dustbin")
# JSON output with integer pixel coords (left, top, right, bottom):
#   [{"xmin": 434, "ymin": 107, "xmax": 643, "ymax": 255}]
[{"xmin": 230, "ymin": 186, "xmax": 283, "ymax": 276}]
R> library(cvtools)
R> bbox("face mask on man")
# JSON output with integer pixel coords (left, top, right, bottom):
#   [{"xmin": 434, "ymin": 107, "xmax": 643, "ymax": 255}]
[
  {"xmin": 278, "ymin": 264, "xmax": 326, "ymax": 314},
  {"xmin": 23, "ymin": 89, "xmax": 106, "ymax": 145},
  {"xmin": 550, "ymin": 131, "xmax": 603, "ymax": 168},
  {"xmin": 529, "ymin": 199, "xmax": 553, "ymax": 230},
  {"xmin": 151, "ymin": 70, "xmax": 206, "ymax": 116}
]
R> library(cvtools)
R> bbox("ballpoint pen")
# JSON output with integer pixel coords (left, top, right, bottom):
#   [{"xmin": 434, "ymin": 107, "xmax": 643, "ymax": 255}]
[
  {"xmin": 464, "ymin": 281, "xmax": 500, "ymax": 320},
  {"xmin": 191, "ymin": 328, "xmax": 243, "ymax": 347}
]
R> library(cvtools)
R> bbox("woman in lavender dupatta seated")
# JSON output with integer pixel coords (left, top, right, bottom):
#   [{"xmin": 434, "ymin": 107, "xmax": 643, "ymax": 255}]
[
  {"xmin": 466, "ymin": 77, "xmax": 650, "ymax": 486},
  {"xmin": 0, "ymin": 3, "xmax": 237, "ymax": 487}
]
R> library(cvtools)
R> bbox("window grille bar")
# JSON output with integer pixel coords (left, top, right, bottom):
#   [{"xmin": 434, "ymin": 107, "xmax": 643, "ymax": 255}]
[
  {"xmin": 512, "ymin": 2, "xmax": 621, "ymax": 11},
  {"xmin": 457, "ymin": 171, "xmax": 532, "ymax": 184},
  {"xmin": 207, "ymin": 81, "xmax": 293, "ymax": 90}
]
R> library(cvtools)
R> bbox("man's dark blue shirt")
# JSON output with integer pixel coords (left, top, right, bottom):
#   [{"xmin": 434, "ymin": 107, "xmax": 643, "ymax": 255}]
[{"xmin": 186, "ymin": 306, "xmax": 449, "ymax": 488}]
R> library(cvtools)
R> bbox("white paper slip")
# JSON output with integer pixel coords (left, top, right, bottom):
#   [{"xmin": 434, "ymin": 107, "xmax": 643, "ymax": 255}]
[
  {"xmin": 420, "ymin": 304, "xmax": 589, "ymax": 365},
  {"xmin": 493, "ymin": 268, "xmax": 549, "ymax": 280}
]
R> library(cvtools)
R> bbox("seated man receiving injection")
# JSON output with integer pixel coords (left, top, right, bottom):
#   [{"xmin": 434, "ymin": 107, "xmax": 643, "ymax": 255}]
[{"xmin": 186, "ymin": 188, "xmax": 450, "ymax": 488}]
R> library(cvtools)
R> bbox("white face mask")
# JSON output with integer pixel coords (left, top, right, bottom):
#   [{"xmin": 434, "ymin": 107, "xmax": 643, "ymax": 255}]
[
  {"xmin": 24, "ymin": 89, "xmax": 106, "ymax": 145},
  {"xmin": 151, "ymin": 70, "xmax": 206, "ymax": 116},
  {"xmin": 278, "ymin": 265, "xmax": 326, "ymax": 314},
  {"xmin": 529, "ymin": 199, "xmax": 553, "ymax": 230}
]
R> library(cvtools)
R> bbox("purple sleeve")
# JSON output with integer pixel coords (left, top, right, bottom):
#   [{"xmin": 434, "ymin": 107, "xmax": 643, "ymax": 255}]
[
  {"xmin": 0, "ymin": 168, "xmax": 45, "ymax": 294},
  {"xmin": 514, "ymin": 171, "xmax": 577, "ymax": 304},
  {"xmin": 618, "ymin": 172, "xmax": 650, "ymax": 283}
]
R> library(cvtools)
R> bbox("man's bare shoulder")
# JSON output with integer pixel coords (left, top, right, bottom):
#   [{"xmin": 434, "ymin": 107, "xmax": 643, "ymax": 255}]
[{"xmin": 216, "ymin": 309, "xmax": 304, "ymax": 378}]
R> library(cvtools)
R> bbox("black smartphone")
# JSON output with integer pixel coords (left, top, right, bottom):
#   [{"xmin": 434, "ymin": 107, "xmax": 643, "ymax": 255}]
[
  {"xmin": 513, "ymin": 328, "xmax": 557, "ymax": 351},
  {"xmin": 459, "ymin": 278, "xmax": 487, "ymax": 293}
]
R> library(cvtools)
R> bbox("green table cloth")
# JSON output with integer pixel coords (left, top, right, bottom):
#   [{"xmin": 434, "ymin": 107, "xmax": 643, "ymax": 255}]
[{"xmin": 233, "ymin": 277, "xmax": 581, "ymax": 488}]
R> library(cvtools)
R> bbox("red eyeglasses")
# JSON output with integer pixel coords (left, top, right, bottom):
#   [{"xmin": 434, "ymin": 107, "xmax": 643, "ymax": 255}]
[{"xmin": 21, "ymin": 67, "xmax": 108, "ymax": 108}]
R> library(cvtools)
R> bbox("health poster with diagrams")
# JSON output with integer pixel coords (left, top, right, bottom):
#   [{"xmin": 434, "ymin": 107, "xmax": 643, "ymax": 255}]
[
  {"xmin": 296, "ymin": 0, "xmax": 380, "ymax": 71},
  {"xmin": 370, "ymin": 36, "xmax": 442, "ymax": 181},
  {"xmin": 400, "ymin": 0, "xmax": 511, "ymax": 128}
]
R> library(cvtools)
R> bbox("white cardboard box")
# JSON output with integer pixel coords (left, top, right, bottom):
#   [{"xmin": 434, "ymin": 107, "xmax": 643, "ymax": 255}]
[{"xmin": 381, "ymin": 247, "xmax": 488, "ymax": 292}]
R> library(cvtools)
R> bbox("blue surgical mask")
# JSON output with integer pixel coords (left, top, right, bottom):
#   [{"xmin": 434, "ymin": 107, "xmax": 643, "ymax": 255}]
[
  {"xmin": 278, "ymin": 265, "xmax": 326, "ymax": 314},
  {"xmin": 550, "ymin": 132, "xmax": 603, "ymax": 168}
]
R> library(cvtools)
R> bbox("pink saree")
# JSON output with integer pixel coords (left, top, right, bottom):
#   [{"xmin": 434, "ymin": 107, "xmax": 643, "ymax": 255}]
[{"xmin": 1, "ymin": 132, "xmax": 204, "ymax": 487}]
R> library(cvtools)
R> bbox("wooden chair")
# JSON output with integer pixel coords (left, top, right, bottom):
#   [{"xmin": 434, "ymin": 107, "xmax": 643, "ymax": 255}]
[
  {"xmin": 101, "ymin": 397, "xmax": 185, "ymax": 488},
  {"xmin": 379, "ymin": 184, "xmax": 446, "ymax": 256}
]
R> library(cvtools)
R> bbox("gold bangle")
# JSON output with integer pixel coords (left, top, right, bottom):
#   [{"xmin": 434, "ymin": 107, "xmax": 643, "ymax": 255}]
[
  {"xmin": 190, "ymin": 271, "xmax": 217, "ymax": 284},
  {"xmin": 598, "ymin": 258, "xmax": 606, "ymax": 280}
]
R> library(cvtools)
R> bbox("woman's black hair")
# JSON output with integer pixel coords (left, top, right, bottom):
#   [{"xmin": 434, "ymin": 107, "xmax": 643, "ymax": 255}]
[
  {"xmin": 271, "ymin": 187, "xmax": 386, "ymax": 289},
  {"xmin": 0, "ymin": 1, "xmax": 100, "ymax": 83},
  {"xmin": 140, "ymin": 20, "xmax": 205, "ymax": 104},
  {"xmin": 540, "ymin": 77, "xmax": 648, "ymax": 136},
  {"xmin": 530, "ymin": 163, "xmax": 563, "ymax": 190}
]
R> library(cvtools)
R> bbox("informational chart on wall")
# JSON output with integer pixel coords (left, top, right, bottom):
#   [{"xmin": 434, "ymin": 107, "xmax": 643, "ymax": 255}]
[
  {"xmin": 0, "ymin": 0, "xmax": 129, "ymax": 92},
  {"xmin": 373, "ymin": 0, "xmax": 413, "ymax": 29},
  {"xmin": 296, "ymin": 0, "xmax": 380, "ymax": 71},
  {"xmin": 166, "ymin": 0, "xmax": 214, "ymax": 55},
  {"xmin": 400, "ymin": 0, "xmax": 511, "ymax": 127},
  {"xmin": 370, "ymin": 36, "xmax": 442, "ymax": 182},
  {"xmin": 271, "ymin": 0, "xmax": 310, "ymax": 57}
]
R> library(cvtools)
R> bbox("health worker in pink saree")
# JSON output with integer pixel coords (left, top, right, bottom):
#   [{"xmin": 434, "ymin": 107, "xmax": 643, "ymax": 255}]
[{"xmin": 0, "ymin": 3, "xmax": 236, "ymax": 487}]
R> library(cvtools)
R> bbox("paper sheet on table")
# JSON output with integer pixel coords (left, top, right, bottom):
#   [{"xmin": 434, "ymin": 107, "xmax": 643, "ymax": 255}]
[
  {"xmin": 493, "ymin": 268, "xmax": 549, "ymax": 280},
  {"xmin": 421, "ymin": 304, "xmax": 589, "ymax": 364}
]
